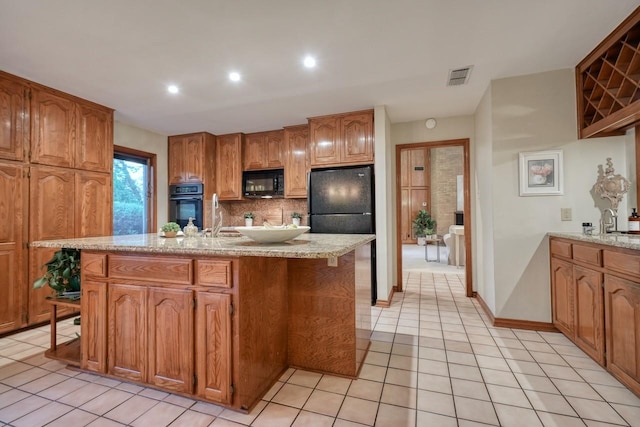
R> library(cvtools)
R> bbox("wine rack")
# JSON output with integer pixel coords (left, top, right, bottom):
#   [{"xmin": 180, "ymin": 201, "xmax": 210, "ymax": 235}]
[{"xmin": 577, "ymin": 7, "xmax": 640, "ymax": 139}]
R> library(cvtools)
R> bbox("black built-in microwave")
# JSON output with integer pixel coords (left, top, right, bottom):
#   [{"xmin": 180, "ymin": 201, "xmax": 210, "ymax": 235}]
[{"xmin": 242, "ymin": 169, "xmax": 284, "ymax": 198}]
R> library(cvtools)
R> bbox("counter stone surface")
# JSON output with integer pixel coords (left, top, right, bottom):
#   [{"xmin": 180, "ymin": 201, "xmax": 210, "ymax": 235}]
[
  {"xmin": 30, "ymin": 233, "xmax": 375, "ymax": 259},
  {"xmin": 548, "ymin": 231, "xmax": 640, "ymax": 251}
]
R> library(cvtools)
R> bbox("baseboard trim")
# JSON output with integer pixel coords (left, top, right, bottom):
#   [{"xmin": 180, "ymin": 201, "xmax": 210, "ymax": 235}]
[
  {"xmin": 375, "ymin": 287, "xmax": 396, "ymax": 308},
  {"xmin": 474, "ymin": 292, "xmax": 557, "ymax": 332}
]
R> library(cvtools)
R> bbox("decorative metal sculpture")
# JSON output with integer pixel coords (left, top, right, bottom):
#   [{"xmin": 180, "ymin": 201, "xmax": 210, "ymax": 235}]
[{"xmin": 594, "ymin": 158, "xmax": 630, "ymax": 210}]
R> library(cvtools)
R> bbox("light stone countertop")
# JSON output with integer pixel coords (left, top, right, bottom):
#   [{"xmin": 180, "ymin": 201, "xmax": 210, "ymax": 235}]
[
  {"xmin": 548, "ymin": 231, "xmax": 640, "ymax": 251},
  {"xmin": 30, "ymin": 233, "xmax": 375, "ymax": 259}
]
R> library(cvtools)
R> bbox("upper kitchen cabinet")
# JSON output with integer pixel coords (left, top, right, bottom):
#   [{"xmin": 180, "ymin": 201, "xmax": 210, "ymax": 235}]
[
  {"xmin": 284, "ymin": 124, "xmax": 309, "ymax": 198},
  {"xmin": 76, "ymin": 101, "xmax": 114, "ymax": 173},
  {"xmin": 0, "ymin": 73, "xmax": 28, "ymax": 162},
  {"xmin": 168, "ymin": 132, "xmax": 216, "ymax": 185},
  {"xmin": 243, "ymin": 130, "xmax": 284, "ymax": 171},
  {"xmin": 309, "ymin": 110, "xmax": 373, "ymax": 168},
  {"xmin": 216, "ymin": 133, "xmax": 244, "ymax": 200},
  {"xmin": 576, "ymin": 7, "xmax": 640, "ymax": 138},
  {"xmin": 30, "ymin": 87, "xmax": 76, "ymax": 168}
]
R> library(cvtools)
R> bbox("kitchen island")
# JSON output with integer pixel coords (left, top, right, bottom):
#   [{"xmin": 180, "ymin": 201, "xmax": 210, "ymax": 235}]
[
  {"xmin": 31, "ymin": 233, "xmax": 375, "ymax": 412},
  {"xmin": 548, "ymin": 232, "xmax": 640, "ymax": 397}
]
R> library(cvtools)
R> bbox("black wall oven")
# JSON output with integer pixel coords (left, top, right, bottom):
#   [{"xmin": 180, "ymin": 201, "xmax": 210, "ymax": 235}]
[{"xmin": 169, "ymin": 183, "xmax": 203, "ymax": 229}]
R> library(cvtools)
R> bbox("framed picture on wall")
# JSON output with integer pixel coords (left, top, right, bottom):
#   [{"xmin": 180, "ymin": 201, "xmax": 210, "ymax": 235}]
[{"xmin": 519, "ymin": 150, "xmax": 563, "ymax": 196}]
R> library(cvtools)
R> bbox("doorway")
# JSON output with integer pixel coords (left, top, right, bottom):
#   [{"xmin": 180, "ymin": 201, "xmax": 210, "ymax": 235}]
[
  {"xmin": 395, "ymin": 138, "xmax": 472, "ymax": 296},
  {"xmin": 113, "ymin": 146, "xmax": 157, "ymax": 235}
]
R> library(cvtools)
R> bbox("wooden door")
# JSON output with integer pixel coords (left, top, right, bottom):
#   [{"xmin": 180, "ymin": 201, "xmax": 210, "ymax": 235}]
[
  {"xmin": 75, "ymin": 171, "xmax": 112, "ymax": 237},
  {"xmin": 309, "ymin": 116, "xmax": 339, "ymax": 166},
  {"xmin": 76, "ymin": 102, "xmax": 113, "ymax": 172},
  {"xmin": 400, "ymin": 150, "xmax": 410, "ymax": 187},
  {"xmin": 266, "ymin": 130, "xmax": 284, "ymax": 169},
  {"xmin": 551, "ymin": 258, "xmax": 574, "ymax": 337},
  {"xmin": 409, "ymin": 148, "xmax": 430, "ymax": 187},
  {"xmin": 0, "ymin": 162, "xmax": 25, "ymax": 332},
  {"xmin": 216, "ymin": 134, "xmax": 243, "ymax": 200},
  {"xmin": 30, "ymin": 88, "xmax": 76, "ymax": 168},
  {"xmin": 410, "ymin": 189, "xmax": 430, "ymax": 239},
  {"xmin": 195, "ymin": 291, "xmax": 232, "ymax": 404},
  {"xmin": 284, "ymin": 125, "xmax": 308, "ymax": 198},
  {"xmin": 604, "ymin": 274, "xmax": 640, "ymax": 392},
  {"xmin": 184, "ymin": 133, "xmax": 205, "ymax": 183},
  {"xmin": 244, "ymin": 133, "xmax": 266, "ymax": 170},
  {"xmin": 574, "ymin": 265, "xmax": 605, "ymax": 364},
  {"xmin": 341, "ymin": 112, "xmax": 373, "ymax": 164},
  {"xmin": 168, "ymin": 137, "xmax": 186, "ymax": 184},
  {"xmin": 148, "ymin": 287, "xmax": 194, "ymax": 394},
  {"xmin": 28, "ymin": 166, "xmax": 75, "ymax": 324},
  {"xmin": 81, "ymin": 280, "xmax": 107, "ymax": 373},
  {"xmin": 400, "ymin": 188, "xmax": 411, "ymax": 243},
  {"xmin": 108, "ymin": 283, "xmax": 147, "ymax": 382},
  {"xmin": 0, "ymin": 75, "xmax": 27, "ymax": 161}
]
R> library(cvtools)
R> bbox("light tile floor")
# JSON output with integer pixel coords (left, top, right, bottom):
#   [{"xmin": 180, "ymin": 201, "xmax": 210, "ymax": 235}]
[{"xmin": 1, "ymin": 272, "xmax": 640, "ymax": 426}]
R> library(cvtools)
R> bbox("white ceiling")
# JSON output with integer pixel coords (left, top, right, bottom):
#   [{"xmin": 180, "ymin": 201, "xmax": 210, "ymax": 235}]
[{"xmin": 1, "ymin": 0, "xmax": 638, "ymax": 136}]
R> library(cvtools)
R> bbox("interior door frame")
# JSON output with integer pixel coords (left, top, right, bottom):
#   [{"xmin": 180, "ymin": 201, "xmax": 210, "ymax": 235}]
[{"xmin": 395, "ymin": 138, "xmax": 472, "ymax": 297}]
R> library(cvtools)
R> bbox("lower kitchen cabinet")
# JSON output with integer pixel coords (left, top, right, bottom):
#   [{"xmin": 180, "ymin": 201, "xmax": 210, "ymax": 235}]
[
  {"xmin": 605, "ymin": 274, "xmax": 640, "ymax": 395},
  {"xmin": 550, "ymin": 257, "xmax": 574, "ymax": 337},
  {"xmin": 81, "ymin": 280, "xmax": 107, "ymax": 373},
  {"xmin": 574, "ymin": 265, "xmax": 605, "ymax": 365}
]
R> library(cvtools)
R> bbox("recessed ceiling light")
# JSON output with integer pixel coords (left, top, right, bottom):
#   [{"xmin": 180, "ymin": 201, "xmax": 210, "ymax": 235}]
[
  {"xmin": 229, "ymin": 72, "xmax": 241, "ymax": 82},
  {"xmin": 303, "ymin": 55, "xmax": 316, "ymax": 68},
  {"xmin": 167, "ymin": 85, "xmax": 179, "ymax": 94}
]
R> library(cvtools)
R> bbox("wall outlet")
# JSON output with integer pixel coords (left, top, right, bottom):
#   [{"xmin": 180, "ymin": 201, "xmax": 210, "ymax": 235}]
[{"xmin": 561, "ymin": 208, "xmax": 572, "ymax": 221}]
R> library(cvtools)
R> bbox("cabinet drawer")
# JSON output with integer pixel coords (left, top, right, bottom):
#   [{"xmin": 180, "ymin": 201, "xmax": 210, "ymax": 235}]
[
  {"xmin": 604, "ymin": 251, "xmax": 640, "ymax": 278},
  {"xmin": 550, "ymin": 239, "xmax": 572, "ymax": 258},
  {"xmin": 573, "ymin": 244, "xmax": 602, "ymax": 266},
  {"xmin": 195, "ymin": 260, "xmax": 233, "ymax": 288},
  {"xmin": 83, "ymin": 253, "xmax": 107, "ymax": 277},
  {"xmin": 109, "ymin": 255, "xmax": 193, "ymax": 285}
]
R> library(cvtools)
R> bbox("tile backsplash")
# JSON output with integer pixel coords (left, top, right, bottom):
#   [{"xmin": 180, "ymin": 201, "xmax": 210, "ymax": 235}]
[{"xmin": 204, "ymin": 198, "xmax": 307, "ymax": 228}]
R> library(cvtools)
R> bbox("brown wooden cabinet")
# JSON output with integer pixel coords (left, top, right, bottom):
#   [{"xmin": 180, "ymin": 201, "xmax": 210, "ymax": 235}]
[
  {"xmin": 0, "ymin": 161, "xmax": 26, "ymax": 333},
  {"xmin": 81, "ymin": 280, "xmax": 107, "ymax": 373},
  {"xmin": 0, "ymin": 74, "xmax": 28, "ymax": 162},
  {"xmin": 400, "ymin": 147, "xmax": 431, "ymax": 243},
  {"xmin": 76, "ymin": 102, "xmax": 113, "ymax": 173},
  {"xmin": 550, "ymin": 257, "xmax": 575, "ymax": 337},
  {"xmin": 243, "ymin": 130, "xmax": 284, "ymax": 171},
  {"xmin": 75, "ymin": 171, "xmax": 112, "ymax": 238},
  {"xmin": 216, "ymin": 133, "xmax": 244, "ymax": 200},
  {"xmin": 309, "ymin": 110, "xmax": 373, "ymax": 168},
  {"xmin": 574, "ymin": 265, "xmax": 605, "ymax": 364},
  {"xmin": 168, "ymin": 132, "xmax": 215, "ymax": 185},
  {"xmin": 605, "ymin": 274, "xmax": 640, "ymax": 396},
  {"xmin": 283, "ymin": 125, "xmax": 309, "ymax": 198},
  {"xmin": 30, "ymin": 87, "xmax": 76, "ymax": 168}
]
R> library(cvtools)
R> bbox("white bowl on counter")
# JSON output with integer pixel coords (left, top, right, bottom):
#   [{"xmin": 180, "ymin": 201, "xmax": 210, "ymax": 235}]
[{"xmin": 234, "ymin": 225, "xmax": 310, "ymax": 243}]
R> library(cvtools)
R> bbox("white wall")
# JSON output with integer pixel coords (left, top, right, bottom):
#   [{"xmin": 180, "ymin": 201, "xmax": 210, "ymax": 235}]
[
  {"xmin": 485, "ymin": 69, "xmax": 629, "ymax": 321},
  {"xmin": 113, "ymin": 121, "xmax": 169, "ymax": 226}
]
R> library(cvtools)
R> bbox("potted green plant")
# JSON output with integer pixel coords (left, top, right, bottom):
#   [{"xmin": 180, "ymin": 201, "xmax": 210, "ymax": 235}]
[
  {"xmin": 291, "ymin": 212, "xmax": 302, "ymax": 226},
  {"xmin": 244, "ymin": 212, "xmax": 255, "ymax": 227},
  {"xmin": 161, "ymin": 221, "xmax": 181, "ymax": 237},
  {"xmin": 412, "ymin": 209, "xmax": 436, "ymax": 245},
  {"xmin": 33, "ymin": 249, "xmax": 81, "ymax": 297}
]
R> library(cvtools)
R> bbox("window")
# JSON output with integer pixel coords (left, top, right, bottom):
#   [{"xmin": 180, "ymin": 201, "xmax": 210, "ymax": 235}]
[{"xmin": 113, "ymin": 146, "xmax": 156, "ymax": 235}]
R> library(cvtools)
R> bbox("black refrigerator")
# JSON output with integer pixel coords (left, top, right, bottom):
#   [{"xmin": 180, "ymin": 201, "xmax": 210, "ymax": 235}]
[{"xmin": 308, "ymin": 165, "xmax": 377, "ymax": 304}]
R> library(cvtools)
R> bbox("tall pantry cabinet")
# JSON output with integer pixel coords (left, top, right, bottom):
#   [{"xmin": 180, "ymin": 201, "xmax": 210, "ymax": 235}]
[{"xmin": 0, "ymin": 70, "xmax": 113, "ymax": 332}]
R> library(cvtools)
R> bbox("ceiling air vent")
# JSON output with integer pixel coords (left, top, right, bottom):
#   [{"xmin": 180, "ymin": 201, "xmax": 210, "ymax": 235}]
[{"xmin": 447, "ymin": 66, "xmax": 473, "ymax": 86}]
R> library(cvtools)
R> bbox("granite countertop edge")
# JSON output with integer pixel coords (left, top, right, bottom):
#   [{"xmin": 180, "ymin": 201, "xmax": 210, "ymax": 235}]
[
  {"xmin": 548, "ymin": 231, "xmax": 640, "ymax": 251},
  {"xmin": 30, "ymin": 233, "xmax": 376, "ymax": 259}
]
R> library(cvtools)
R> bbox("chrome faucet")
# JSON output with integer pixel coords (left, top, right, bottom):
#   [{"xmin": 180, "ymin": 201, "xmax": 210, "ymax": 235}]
[{"xmin": 600, "ymin": 208, "xmax": 618, "ymax": 234}]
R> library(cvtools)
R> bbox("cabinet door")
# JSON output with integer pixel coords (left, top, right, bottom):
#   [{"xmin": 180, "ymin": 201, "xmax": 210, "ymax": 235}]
[
  {"xmin": 148, "ymin": 287, "xmax": 194, "ymax": 394},
  {"xmin": 409, "ymin": 148, "xmax": 430, "ymax": 187},
  {"xmin": 284, "ymin": 125, "xmax": 308, "ymax": 198},
  {"xmin": 574, "ymin": 265, "xmax": 604, "ymax": 364},
  {"xmin": 30, "ymin": 88, "xmax": 76, "ymax": 168},
  {"xmin": 75, "ymin": 171, "xmax": 112, "ymax": 237},
  {"xmin": 216, "ymin": 134, "xmax": 243, "ymax": 200},
  {"xmin": 341, "ymin": 112, "xmax": 373, "ymax": 164},
  {"xmin": 0, "ymin": 75, "xmax": 27, "ymax": 161},
  {"xmin": 76, "ymin": 102, "xmax": 113, "ymax": 172},
  {"xmin": 184, "ymin": 134, "xmax": 205, "ymax": 183},
  {"xmin": 551, "ymin": 258, "xmax": 574, "ymax": 337},
  {"xmin": 195, "ymin": 291, "xmax": 232, "ymax": 404},
  {"xmin": 604, "ymin": 275, "xmax": 640, "ymax": 391},
  {"xmin": 309, "ymin": 117, "xmax": 339, "ymax": 166},
  {"xmin": 28, "ymin": 247, "xmax": 60, "ymax": 324},
  {"xmin": 168, "ymin": 137, "xmax": 186, "ymax": 184},
  {"xmin": 108, "ymin": 283, "xmax": 147, "ymax": 382},
  {"xmin": 81, "ymin": 281, "xmax": 107, "ymax": 373},
  {"xmin": 244, "ymin": 133, "xmax": 266, "ymax": 170},
  {"xmin": 266, "ymin": 130, "xmax": 284, "ymax": 169},
  {"xmin": 0, "ymin": 162, "xmax": 25, "ymax": 332}
]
